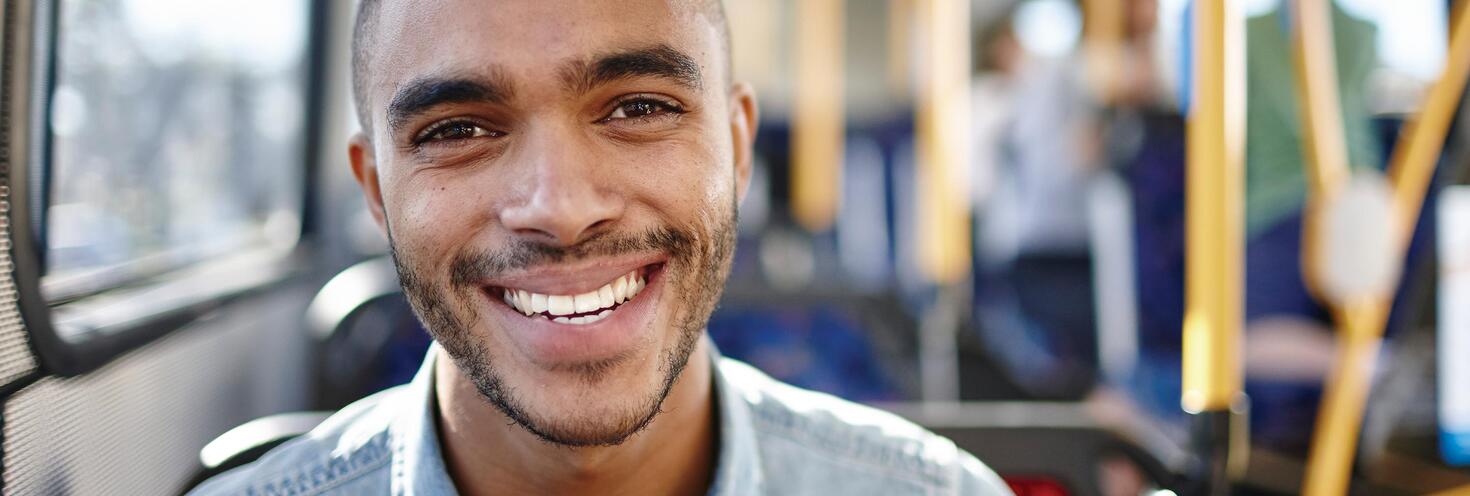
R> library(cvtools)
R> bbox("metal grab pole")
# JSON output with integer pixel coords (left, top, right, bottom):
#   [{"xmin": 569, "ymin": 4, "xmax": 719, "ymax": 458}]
[
  {"xmin": 1291, "ymin": 0, "xmax": 1374, "ymax": 492},
  {"xmin": 887, "ymin": 0, "xmax": 913, "ymax": 93},
  {"xmin": 1301, "ymin": 3, "xmax": 1470, "ymax": 494},
  {"xmin": 914, "ymin": 0, "xmax": 971, "ymax": 285},
  {"xmin": 792, "ymin": 0, "xmax": 845, "ymax": 233},
  {"xmin": 1289, "ymin": 0, "xmax": 1364, "ymax": 490},
  {"xmin": 1183, "ymin": 0, "xmax": 1249, "ymax": 492},
  {"xmin": 1082, "ymin": 0, "xmax": 1125, "ymax": 104},
  {"xmin": 1387, "ymin": 1, "xmax": 1470, "ymax": 250},
  {"xmin": 1290, "ymin": 0, "xmax": 1350, "ymax": 200},
  {"xmin": 913, "ymin": 0, "xmax": 971, "ymax": 403},
  {"xmin": 1304, "ymin": 300, "xmax": 1389, "ymax": 495}
]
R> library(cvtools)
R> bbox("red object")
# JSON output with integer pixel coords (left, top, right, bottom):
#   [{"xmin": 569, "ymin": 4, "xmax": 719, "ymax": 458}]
[{"xmin": 1003, "ymin": 475, "xmax": 1070, "ymax": 496}]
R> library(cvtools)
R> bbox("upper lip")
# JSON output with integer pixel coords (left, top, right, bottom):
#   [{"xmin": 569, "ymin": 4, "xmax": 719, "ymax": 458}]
[{"xmin": 478, "ymin": 252, "xmax": 665, "ymax": 296}]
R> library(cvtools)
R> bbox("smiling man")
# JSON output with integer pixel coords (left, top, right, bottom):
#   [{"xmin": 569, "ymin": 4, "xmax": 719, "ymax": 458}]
[{"xmin": 191, "ymin": 1, "xmax": 1010, "ymax": 495}]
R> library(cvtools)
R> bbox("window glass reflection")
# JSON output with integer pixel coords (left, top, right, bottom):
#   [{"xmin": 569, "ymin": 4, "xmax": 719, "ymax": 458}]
[{"xmin": 45, "ymin": 0, "xmax": 310, "ymax": 298}]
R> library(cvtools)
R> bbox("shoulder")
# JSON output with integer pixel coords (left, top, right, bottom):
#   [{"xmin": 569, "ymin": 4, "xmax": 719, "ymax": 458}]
[
  {"xmin": 717, "ymin": 359, "xmax": 1013, "ymax": 495},
  {"xmin": 186, "ymin": 386, "xmax": 406, "ymax": 496}
]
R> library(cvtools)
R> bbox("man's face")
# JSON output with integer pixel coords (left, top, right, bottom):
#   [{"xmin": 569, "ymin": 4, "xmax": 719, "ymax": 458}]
[{"xmin": 349, "ymin": 0, "xmax": 754, "ymax": 447}]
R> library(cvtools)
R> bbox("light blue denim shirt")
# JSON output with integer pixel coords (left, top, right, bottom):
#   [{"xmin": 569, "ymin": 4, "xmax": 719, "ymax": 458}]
[{"xmin": 190, "ymin": 342, "xmax": 1013, "ymax": 495}]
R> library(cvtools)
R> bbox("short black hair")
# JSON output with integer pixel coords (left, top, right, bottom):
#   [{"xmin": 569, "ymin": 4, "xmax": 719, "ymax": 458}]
[{"xmin": 351, "ymin": 0, "xmax": 730, "ymax": 132}]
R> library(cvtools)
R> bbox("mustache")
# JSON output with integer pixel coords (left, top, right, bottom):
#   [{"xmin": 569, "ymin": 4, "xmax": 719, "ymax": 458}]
[{"xmin": 447, "ymin": 226, "xmax": 694, "ymax": 286}]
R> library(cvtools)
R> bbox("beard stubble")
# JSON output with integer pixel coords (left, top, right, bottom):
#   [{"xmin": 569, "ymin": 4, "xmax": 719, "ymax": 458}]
[{"xmin": 389, "ymin": 206, "xmax": 737, "ymax": 447}]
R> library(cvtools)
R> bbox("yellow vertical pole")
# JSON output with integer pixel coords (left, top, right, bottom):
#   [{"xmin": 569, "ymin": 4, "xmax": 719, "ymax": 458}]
[
  {"xmin": 792, "ymin": 0, "xmax": 845, "ymax": 232},
  {"xmin": 1292, "ymin": 0, "xmax": 1369, "ymax": 492},
  {"xmin": 888, "ymin": 0, "xmax": 913, "ymax": 93},
  {"xmin": 915, "ymin": 0, "xmax": 971, "ymax": 284},
  {"xmin": 1291, "ymin": 0, "xmax": 1351, "ymax": 199},
  {"xmin": 1302, "ymin": 3, "xmax": 1470, "ymax": 494},
  {"xmin": 1292, "ymin": 0, "xmax": 1372, "ymax": 493},
  {"xmin": 1388, "ymin": 0, "xmax": 1470, "ymax": 251},
  {"xmin": 1083, "ymin": 0, "xmax": 1126, "ymax": 104},
  {"xmin": 1182, "ymin": 0, "xmax": 1246, "ymax": 417},
  {"xmin": 1303, "ymin": 300, "xmax": 1390, "ymax": 496}
]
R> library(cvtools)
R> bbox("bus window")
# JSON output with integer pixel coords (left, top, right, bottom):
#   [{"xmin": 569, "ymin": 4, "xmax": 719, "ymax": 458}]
[
  {"xmin": 18, "ymin": 0, "xmax": 318, "ymax": 373},
  {"xmin": 42, "ymin": 0, "xmax": 310, "ymax": 302}
]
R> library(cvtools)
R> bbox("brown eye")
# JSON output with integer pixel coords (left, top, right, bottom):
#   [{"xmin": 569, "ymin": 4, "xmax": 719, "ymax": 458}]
[
  {"xmin": 606, "ymin": 98, "xmax": 683, "ymax": 121},
  {"xmin": 419, "ymin": 121, "xmax": 498, "ymax": 144}
]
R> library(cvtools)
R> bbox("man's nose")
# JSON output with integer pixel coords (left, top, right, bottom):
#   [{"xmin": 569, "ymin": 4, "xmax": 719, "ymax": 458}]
[{"xmin": 498, "ymin": 127, "xmax": 624, "ymax": 246}]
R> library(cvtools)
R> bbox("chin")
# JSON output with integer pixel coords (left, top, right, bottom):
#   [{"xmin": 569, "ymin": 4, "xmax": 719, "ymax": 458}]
[
  {"xmin": 493, "ymin": 346, "xmax": 678, "ymax": 447},
  {"xmin": 462, "ymin": 299, "xmax": 698, "ymax": 447}
]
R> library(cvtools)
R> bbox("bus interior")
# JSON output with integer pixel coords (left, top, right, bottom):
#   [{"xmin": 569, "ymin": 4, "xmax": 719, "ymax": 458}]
[{"xmin": 0, "ymin": 0, "xmax": 1467, "ymax": 494}]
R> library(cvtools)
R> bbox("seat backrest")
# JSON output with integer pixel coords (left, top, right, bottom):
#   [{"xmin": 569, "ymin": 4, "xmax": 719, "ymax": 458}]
[
  {"xmin": 306, "ymin": 257, "xmax": 432, "ymax": 410},
  {"xmin": 184, "ymin": 411, "xmax": 331, "ymax": 493}
]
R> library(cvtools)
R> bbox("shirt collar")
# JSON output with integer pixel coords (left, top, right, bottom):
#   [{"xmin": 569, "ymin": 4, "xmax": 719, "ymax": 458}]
[
  {"xmin": 389, "ymin": 339, "xmax": 765, "ymax": 495},
  {"xmin": 706, "ymin": 340, "xmax": 766, "ymax": 495},
  {"xmin": 389, "ymin": 342, "xmax": 459, "ymax": 496}
]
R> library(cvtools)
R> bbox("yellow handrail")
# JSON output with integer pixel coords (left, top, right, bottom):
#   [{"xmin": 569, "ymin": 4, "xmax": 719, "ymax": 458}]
[
  {"xmin": 1388, "ymin": 1, "xmax": 1470, "ymax": 252},
  {"xmin": 887, "ymin": 0, "xmax": 913, "ymax": 93},
  {"xmin": 1300, "ymin": 2, "xmax": 1470, "ymax": 494},
  {"xmin": 1302, "ymin": 299, "xmax": 1390, "ymax": 496},
  {"xmin": 914, "ymin": 0, "xmax": 972, "ymax": 284},
  {"xmin": 1290, "ymin": 0, "xmax": 1350, "ymax": 199},
  {"xmin": 1083, "ymin": 0, "xmax": 1126, "ymax": 104},
  {"xmin": 1291, "ymin": 0, "xmax": 1362, "ymax": 491},
  {"xmin": 1180, "ymin": 1, "xmax": 1251, "ymax": 483},
  {"xmin": 1182, "ymin": 0, "xmax": 1247, "ymax": 417},
  {"xmin": 791, "ymin": 0, "xmax": 845, "ymax": 232}
]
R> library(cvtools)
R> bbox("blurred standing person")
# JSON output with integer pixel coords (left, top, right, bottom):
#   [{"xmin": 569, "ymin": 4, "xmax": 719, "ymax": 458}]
[
  {"xmin": 1236, "ymin": 0, "xmax": 1380, "ymax": 453},
  {"xmin": 1110, "ymin": 0, "xmax": 1384, "ymax": 455},
  {"xmin": 970, "ymin": 12, "xmax": 1023, "ymax": 218},
  {"xmin": 973, "ymin": 3, "xmax": 1104, "ymax": 399},
  {"xmin": 1100, "ymin": 0, "xmax": 1194, "ymax": 436}
]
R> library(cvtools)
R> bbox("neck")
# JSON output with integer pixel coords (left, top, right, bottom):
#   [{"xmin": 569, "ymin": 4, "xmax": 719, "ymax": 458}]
[{"xmin": 434, "ymin": 339, "xmax": 718, "ymax": 496}]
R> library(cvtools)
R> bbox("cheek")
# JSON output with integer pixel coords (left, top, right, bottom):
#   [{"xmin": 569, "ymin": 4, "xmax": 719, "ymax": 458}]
[
  {"xmin": 386, "ymin": 179, "xmax": 489, "ymax": 270},
  {"xmin": 623, "ymin": 141, "xmax": 732, "ymax": 222}
]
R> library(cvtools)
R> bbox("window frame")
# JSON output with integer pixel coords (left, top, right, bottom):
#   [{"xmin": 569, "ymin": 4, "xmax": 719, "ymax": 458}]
[{"xmin": 6, "ymin": 0, "xmax": 329, "ymax": 377}]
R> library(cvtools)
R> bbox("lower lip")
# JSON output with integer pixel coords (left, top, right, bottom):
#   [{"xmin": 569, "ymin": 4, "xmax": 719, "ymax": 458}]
[{"xmin": 485, "ymin": 265, "xmax": 664, "ymax": 365}]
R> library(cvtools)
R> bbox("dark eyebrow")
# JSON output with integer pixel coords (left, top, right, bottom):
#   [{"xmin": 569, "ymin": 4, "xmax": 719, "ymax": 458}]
[
  {"xmin": 386, "ymin": 73, "xmax": 514, "ymax": 133},
  {"xmin": 563, "ymin": 44, "xmax": 704, "ymax": 95}
]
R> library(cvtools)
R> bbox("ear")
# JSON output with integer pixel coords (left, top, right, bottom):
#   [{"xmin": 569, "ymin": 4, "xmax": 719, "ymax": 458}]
[
  {"xmin": 728, "ymin": 82, "xmax": 759, "ymax": 205},
  {"xmin": 348, "ymin": 133, "xmax": 389, "ymax": 234}
]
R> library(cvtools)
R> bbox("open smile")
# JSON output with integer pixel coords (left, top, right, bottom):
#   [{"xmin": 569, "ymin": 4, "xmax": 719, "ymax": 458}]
[
  {"xmin": 478, "ymin": 259, "xmax": 668, "ymax": 364},
  {"xmin": 493, "ymin": 264, "xmax": 659, "ymax": 325}
]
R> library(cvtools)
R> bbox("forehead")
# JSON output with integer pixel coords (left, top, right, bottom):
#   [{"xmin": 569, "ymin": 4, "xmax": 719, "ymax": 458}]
[{"xmin": 368, "ymin": 0, "xmax": 722, "ymax": 101}]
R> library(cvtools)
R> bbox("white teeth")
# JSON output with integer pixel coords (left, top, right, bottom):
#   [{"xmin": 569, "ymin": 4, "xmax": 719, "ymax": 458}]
[
  {"xmin": 583, "ymin": 309, "xmax": 611, "ymax": 324},
  {"xmin": 598, "ymin": 285, "xmax": 615, "ymax": 308},
  {"xmin": 613, "ymin": 276, "xmax": 629, "ymax": 302},
  {"xmin": 516, "ymin": 290, "xmax": 532, "ymax": 315},
  {"xmin": 547, "ymin": 295, "xmax": 575, "ymax": 316},
  {"xmin": 502, "ymin": 269, "xmax": 647, "ymax": 320},
  {"xmin": 573, "ymin": 292, "xmax": 600, "ymax": 313}
]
